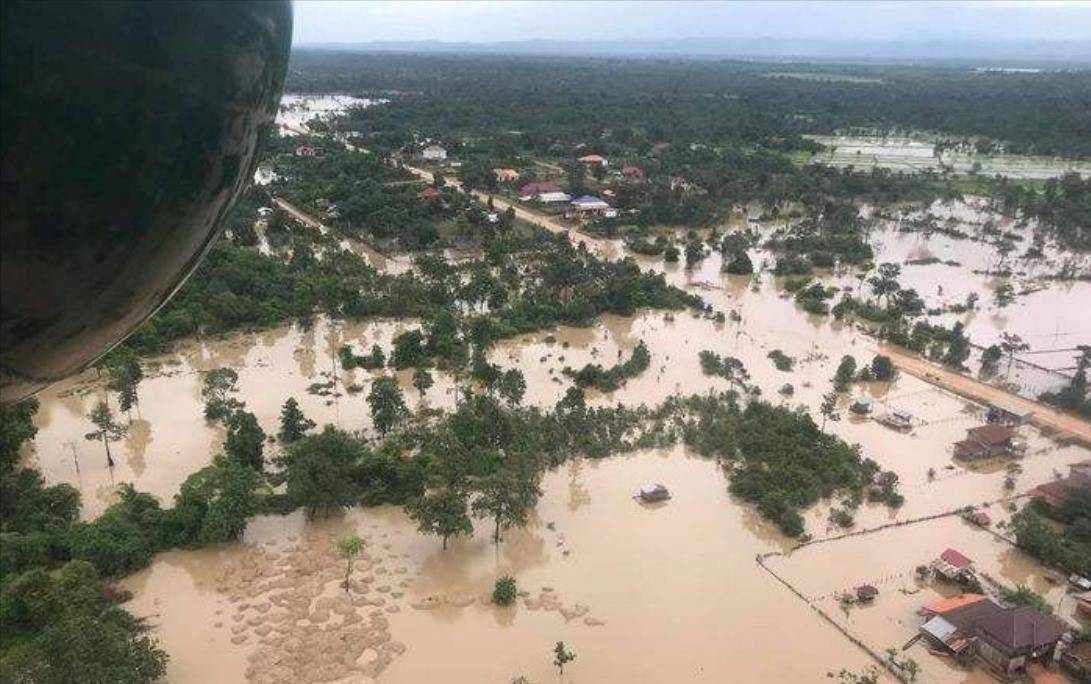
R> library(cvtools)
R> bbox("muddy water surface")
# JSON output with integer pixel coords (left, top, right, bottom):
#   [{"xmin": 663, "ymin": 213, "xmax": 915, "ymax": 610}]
[{"xmin": 24, "ymin": 198, "xmax": 1091, "ymax": 682}]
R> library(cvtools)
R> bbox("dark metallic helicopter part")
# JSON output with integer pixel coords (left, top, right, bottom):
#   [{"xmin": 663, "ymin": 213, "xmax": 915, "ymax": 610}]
[{"xmin": 1, "ymin": 1, "xmax": 292, "ymax": 402}]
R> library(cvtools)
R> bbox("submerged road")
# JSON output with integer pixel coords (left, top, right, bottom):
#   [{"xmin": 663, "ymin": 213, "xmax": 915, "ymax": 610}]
[{"xmin": 881, "ymin": 344, "xmax": 1091, "ymax": 446}]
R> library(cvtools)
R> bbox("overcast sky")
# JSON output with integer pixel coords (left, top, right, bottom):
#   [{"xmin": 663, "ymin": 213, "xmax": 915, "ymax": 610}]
[{"xmin": 293, "ymin": 1, "xmax": 1091, "ymax": 45}]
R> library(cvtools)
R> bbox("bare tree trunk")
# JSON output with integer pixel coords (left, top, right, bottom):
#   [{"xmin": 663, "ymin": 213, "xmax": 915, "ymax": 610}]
[{"xmin": 103, "ymin": 435, "xmax": 114, "ymax": 468}]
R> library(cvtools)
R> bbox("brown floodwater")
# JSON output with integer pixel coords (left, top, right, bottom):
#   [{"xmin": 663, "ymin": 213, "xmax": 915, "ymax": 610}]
[{"xmin": 24, "ymin": 199, "xmax": 1091, "ymax": 682}]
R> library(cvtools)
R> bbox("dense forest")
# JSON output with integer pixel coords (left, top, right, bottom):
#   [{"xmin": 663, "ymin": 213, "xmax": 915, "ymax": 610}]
[
  {"xmin": 288, "ymin": 52, "xmax": 1091, "ymax": 158},
  {"xmin": 286, "ymin": 52, "xmax": 1089, "ymax": 250}
]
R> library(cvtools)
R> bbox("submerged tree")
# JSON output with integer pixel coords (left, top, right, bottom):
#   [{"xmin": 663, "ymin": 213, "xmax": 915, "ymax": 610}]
[
  {"xmin": 820, "ymin": 391, "xmax": 840, "ymax": 432},
  {"xmin": 472, "ymin": 465, "xmax": 540, "ymax": 544},
  {"xmin": 280, "ymin": 426, "xmax": 363, "ymax": 517},
  {"xmin": 278, "ymin": 397, "xmax": 315, "ymax": 444},
  {"xmin": 106, "ymin": 352, "xmax": 144, "ymax": 419},
  {"xmin": 407, "ymin": 487, "xmax": 472, "ymax": 550},
  {"xmin": 202, "ymin": 368, "xmax": 242, "ymax": 422},
  {"xmin": 999, "ymin": 332, "xmax": 1030, "ymax": 378},
  {"xmin": 225, "ymin": 410, "xmax": 265, "ymax": 470},
  {"xmin": 832, "ymin": 355, "xmax": 857, "ymax": 392},
  {"xmin": 367, "ymin": 377, "xmax": 408, "ymax": 437},
  {"xmin": 552, "ymin": 641, "xmax": 576, "ymax": 676},
  {"xmin": 335, "ymin": 535, "xmax": 366, "ymax": 590},
  {"xmin": 84, "ymin": 402, "xmax": 127, "ymax": 468},
  {"xmin": 412, "ymin": 367, "xmax": 434, "ymax": 400}
]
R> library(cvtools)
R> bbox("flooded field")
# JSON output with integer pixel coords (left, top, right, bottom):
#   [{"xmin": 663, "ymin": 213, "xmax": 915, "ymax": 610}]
[
  {"xmin": 806, "ymin": 135, "xmax": 1091, "ymax": 180},
  {"xmin": 122, "ymin": 449, "xmax": 882, "ymax": 684},
  {"xmin": 23, "ymin": 195, "xmax": 1091, "ymax": 682},
  {"xmin": 766, "ymin": 515, "xmax": 1089, "ymax": 684}
]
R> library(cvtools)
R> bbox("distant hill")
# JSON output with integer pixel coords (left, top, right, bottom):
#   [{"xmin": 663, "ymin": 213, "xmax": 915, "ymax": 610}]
[{"xmin": 296, "ymin": 37, "xmax": 1091, "ymax": 64}]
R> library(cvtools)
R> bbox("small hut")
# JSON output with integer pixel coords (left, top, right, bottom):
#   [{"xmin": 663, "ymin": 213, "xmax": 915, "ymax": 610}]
[{"xmin": 638, "ymin": 483, "xmax": 671, "ymax": 503}]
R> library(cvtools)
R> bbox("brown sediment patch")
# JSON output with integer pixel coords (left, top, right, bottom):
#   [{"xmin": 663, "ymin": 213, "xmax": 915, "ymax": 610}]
[{"xmin": 206, "ymin": 533, "xmax": 411, "ymax": 684}]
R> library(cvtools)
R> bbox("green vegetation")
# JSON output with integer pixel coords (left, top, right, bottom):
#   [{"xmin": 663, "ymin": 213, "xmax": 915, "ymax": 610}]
[
  {"xmin": 492, "ymin": 575, "xmax": 517, "ymax": 606},
  {"xmin": 278, "ymin": 397, "xmax": 316, "ymax": 444},
  {"xmin": 767, "ymin": 350, "xmax": 795, "ymax": 372},
  {"xmin": 1040, "ymin": 346, "xmax": 1090, "ymax": 418},
  {"xmin": 335, "ymin": 535, "xmax": 366, "ymax": 589},
  {"xmin": 999, "ymin": 584, "xmax": 1053, "ymax": 615},
  {"xmin": 84, "ymin": 402, "xmax": 127, "ymax": 469},
  {"xmin": 1010, "ymin": 490, "xmax": 1091, "ymax": 578},
  {"xmin": 698, "ymin": 351, "xmax": 751, "ymax": 392},
  {"xmin": 681, "ymin": 397, "xmax": 902, "ymax": 536},
  {"xmin": 552, "ymin": 641, "xmax": 576, "ymax": 676},
  {"xmin": 564, "ymin": 341, "xmax": 651, "ymax": 391}
]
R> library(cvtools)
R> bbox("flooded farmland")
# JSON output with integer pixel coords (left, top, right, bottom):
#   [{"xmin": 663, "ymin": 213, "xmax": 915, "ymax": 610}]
[
  {"xmin": 806, "ymin": 135, "xmax": 1091, "ymax": 180},
  {"xmin": 22, "ymin": 197, "xmax": 1091, "ymax": 683}
]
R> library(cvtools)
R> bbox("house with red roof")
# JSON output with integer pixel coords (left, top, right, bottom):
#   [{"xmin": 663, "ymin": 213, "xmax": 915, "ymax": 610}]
[
  {"xmin": 621, "ymin": 165, "xmax": 643, "ymax": 179},
  {"xmin": 932, "ymin": 548, "xmax": 974, "ymax": 581},
  {"xmin": 518, "ymin": 180, "xmax": 560, "ymax": 197}
]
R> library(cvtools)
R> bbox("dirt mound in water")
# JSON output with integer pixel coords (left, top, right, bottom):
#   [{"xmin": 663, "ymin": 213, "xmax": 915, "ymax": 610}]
[{"xmin": 212, "ymin": 532, "xmax": 413, "ymax": 684}]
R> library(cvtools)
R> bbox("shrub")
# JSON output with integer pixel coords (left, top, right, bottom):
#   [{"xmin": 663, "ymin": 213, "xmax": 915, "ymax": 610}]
[{"xmin": 493, "ymin": 575, "xmax": 518, "ymax": 606}]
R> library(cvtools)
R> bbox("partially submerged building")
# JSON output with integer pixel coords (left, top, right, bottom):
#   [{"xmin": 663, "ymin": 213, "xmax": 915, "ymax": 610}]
[
  {"xmin": 1030, "ymin": 460, "xmax": 1091, "ymax": 508},
  {"xmin": 849, "ymin": 398, "xmax": 872, "ymax": 415},
  {"xmin": 953, "ymin": 424, "xmax": 1021, "ymax": 461},
  {"xmin": 987, "ymin": 397, "xmax": 1034, "ymax": 426},
  {"xmin": 876, "ymin": 409, "xmax": 913, "ymax": 431},
  {"xmin": 919, "ymin": 596, "xmax": 1069, "ymax": 678},
  {"xmin": 932, "ymin": 548, "xmax": 975, "ymax": 582}
]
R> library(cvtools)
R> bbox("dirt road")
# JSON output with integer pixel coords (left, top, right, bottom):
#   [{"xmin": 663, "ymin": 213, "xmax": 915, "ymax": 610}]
[
  {"xmin": 271, "ymin": 197, "xmax": 390, "ymax": 262},
  {"xmin": 882, "ymin": 343, "xmax": 1091, "ymax": 446}
]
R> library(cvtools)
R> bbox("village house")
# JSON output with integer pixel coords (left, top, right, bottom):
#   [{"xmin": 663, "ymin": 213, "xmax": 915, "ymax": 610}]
[
  {"xmin": 987, "ymin": 398, "xmax": 1034, "ymax": 426},
  {"xmin": 420, "ymin": 144, "xmax": 447, "ymax": 161},
  {"xmin": 932, "ymin": 548, "xmax": 974, "ymax": 582},
  {"xmin": 1062, "ymin": 641, "xmax": 1091, "ymax": 682},
  {"xmin": 1030, "ymin": 459, "xmax": 1091, "ymax": 508},
  {"xmin": 877, "ymin": 409, "xmax": 913, "ymax": 431},
  {"xmin": 621, "ymin": 165, "xmax": 644, "ymax": 179},
  {"xmin": 953, "ymin": 424, "xmax": 1019, "ymax": 460},
  {"xmin": 577, "ymin": 153, "xmax": 608, "ymax": 167},
  {"xmin": 918, "ymin": 596, "xmax": 1069, "ymax": 677},
  {"xmin": 849, "ymin": 398, "xmax": 872, "ymax": 415},
  {"xmin": 638, "ymin": 483, "xmax": 670, "ymax": 503},
  {"xmin": 492, "ymin": 167, "xmax": 519, "ymax": 183},
  {"xmin": 537, "ymin": 191, "xmax": 572, "ymax": 204},
  {"xmin": 566, "ymin": 195, "xmax": 617, "ymax": 221},
  {"xmin": 295, "ymin": 144, "xmax": 324, "ymax": 157},
  {"xmin": 518, "ymin": 180, "xmax": 560, "ymax": 198}
]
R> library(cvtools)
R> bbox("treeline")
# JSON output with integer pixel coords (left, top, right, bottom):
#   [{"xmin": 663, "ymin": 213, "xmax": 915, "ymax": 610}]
[
  {"xmin": 0, "ymin": 401, "xmax": 168, "ymax": 682},
  {"xmin": 288, "ymin": 52, "xmax": 1091, "ymax": 159},
  {"xmin": 121, "ymin": 214, "xmax": 702, "ymax": 357}
]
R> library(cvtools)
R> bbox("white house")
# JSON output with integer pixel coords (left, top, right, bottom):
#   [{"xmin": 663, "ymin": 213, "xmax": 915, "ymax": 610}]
[
  {"xmin": 537, "ymin": 191, "xmax": 572, "ymax": 204},
  {"xmin": 566, "ymin": 195, "xmax": 616, "ymax": 220},
  {"xmin": 421, "ymin": 144, "xmax": 447, "ymax": 161}
]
